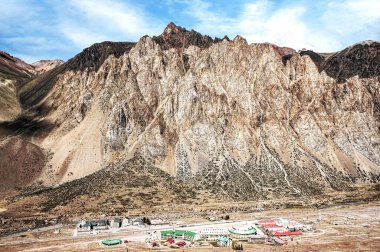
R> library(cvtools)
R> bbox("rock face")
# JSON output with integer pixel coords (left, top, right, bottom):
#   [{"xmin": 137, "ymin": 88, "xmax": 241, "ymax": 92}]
[
  {"xmin": 1, "ymin": 24, "xmax": 380, "ymax": 200},
  {"xmin": 152, "ymin": 22, "xmax": 225, "ymax": 50}
]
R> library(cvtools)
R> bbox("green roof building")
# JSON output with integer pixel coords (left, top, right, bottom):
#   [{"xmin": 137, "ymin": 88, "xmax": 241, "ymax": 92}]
[
  {"xmin": 160, "ymin": 230, "xmax": 197, "ymax": 241},
  {"xmin": 216, "ymin": 236, "xmax": 230, "ymax": 246}
]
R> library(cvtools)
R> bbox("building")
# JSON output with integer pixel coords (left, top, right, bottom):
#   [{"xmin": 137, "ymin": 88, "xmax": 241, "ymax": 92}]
[
  {"xmin": 122, "ymin": 217, "xmax": 129, "ymax": 227},
  {"xmin": 248, "ymin": 235, "xmax": 268, "ymax": 243},
  {"xmin": 77, "ymin": 220, "xmax": 92, "ymax": 231},
  {"xmin": 229, "ymin": 226, "xmax": 257, "ymax": 239},
  {"xmin": 273, "ymin": 231, "xmax": 302, "ymax": 236},
  {"xmin": 111, "ymin": 218, "xmax": 122, "ymax": 228},
  {"xmin": 257, "ymin": 219, "xmax": 276, "ymax": 225},
  {"xmin": 96, "ymin": 219, "xmax": 108, "ymax": 230},
  {"xmin": 216, "ymin": 236, "xmax": 231, "ymax": 247},
  {"xmin": 199, "ymin": 228, "xmax": 229, "ymax": 239},
  {"xmin": 160, "ymin": 230, "xmax": 197, "ymax": 241},
  {"xmin": 151, "ymin": 219, "xmax": 169, "ymax": 225},
  {"xmin": 131, "ymin": 218, "xmax": 144, "ymax": 226}
]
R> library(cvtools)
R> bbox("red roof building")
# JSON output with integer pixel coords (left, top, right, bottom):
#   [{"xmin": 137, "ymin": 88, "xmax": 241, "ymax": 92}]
[
  {"xmin": 262, "ymin": 224, "xmax": 282, "ymax": 228},
  {"xmin": 258, "ymin": 219, "xmax": 276, "ymax": 224},
  {"xmin": 273, "ymin": 231, "xmax": 302, "ymax": 236},
  {"xmin": 176, "ymin": 241, "xmax": 186, "ymax": 247}
]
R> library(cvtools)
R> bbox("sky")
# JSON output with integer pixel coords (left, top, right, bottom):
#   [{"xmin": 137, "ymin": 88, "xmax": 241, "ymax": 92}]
[{"xmin": 1, "ymin": 0, "xmax": 379, "ymax": 63}]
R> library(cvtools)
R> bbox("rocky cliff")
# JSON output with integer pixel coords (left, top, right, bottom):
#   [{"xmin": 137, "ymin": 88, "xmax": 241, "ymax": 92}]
[{"xmin": 1, "ymin": 24, "xmax": 379, "ymax": 200}]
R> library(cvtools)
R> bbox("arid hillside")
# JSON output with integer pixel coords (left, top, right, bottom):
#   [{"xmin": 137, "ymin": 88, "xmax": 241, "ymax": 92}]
[{"xmin": 0, "ymin": 23, "xmax": 379, "ymax": 201}]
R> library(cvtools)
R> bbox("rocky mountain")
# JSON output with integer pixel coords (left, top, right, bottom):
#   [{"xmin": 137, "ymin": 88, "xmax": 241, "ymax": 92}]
[
  {"xmin": 32, "ymin": 59, "xmax": 64, "ymax": 74},
  {"xmin": 0, "ymin": 24, "xmax": 379, "ymax": 203},
  {"xmin": 0, "ymin": 51, "xmax": 35, "ymax": 123},
  {"xmin": 0, "ymin": 52, "xmax": 63, "ymax": 189}
]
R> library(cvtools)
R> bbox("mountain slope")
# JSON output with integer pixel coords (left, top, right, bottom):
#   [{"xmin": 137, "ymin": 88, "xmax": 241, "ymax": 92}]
[
  {"xmin": 32, "ymin": 60, "xmax": 64, "ymax": 74},
  {"xmin": 0, "ymin": 52, "xmax": 64, "ymax": 188},
  {"xmin": 1, "ymin": 24, "xmax": 380, "ymax": 201},
  {"xmin": 0, "ymin": 51, "xmax": 34, "ymax": 123}
]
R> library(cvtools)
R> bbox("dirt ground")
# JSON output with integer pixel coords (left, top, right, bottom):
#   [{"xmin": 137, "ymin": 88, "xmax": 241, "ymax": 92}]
[{"xmin": 0, "ymin": 201, "xmax": 379, "ymax": 251}]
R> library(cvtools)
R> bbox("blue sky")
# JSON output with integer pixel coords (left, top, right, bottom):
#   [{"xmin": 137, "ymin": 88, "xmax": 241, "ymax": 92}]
[{"xmin": 1, "ymin": 0, "xmax": 379, "ymax": 63}]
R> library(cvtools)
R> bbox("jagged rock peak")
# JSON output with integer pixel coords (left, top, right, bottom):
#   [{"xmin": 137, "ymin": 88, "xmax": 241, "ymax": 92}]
[
  {"xmin": 152, "ymin": 22, "xmax": 226, "ymax": 50},
  {"xmin": 233, "ymin": 35, "xmax": 248, "ymax": 45},
  {"xmin": 324, "ymin": 40, "xmax": 380, "ymax": 82},
  {"xmin": 269, "ymin": 44, "xmax": 296, "ymax": 57},
  {"xmin": 66, "ymin": 41, "xmax": 136, "ymax": 72}
]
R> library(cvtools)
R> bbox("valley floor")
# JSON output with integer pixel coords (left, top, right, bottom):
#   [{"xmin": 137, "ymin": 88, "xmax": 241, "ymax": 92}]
[{"xmin": 0, "ymin": 201, "xmax": 379, "ymax": 251}]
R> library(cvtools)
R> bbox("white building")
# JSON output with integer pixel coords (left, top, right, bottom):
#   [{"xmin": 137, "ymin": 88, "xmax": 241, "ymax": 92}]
[
  {"xmin": 200, "ymin": 228, "xmax": 229, "ymax": 239},
  {"xmin": 122, "ymin": 217, "xmax": 130, "ymax": 227}
]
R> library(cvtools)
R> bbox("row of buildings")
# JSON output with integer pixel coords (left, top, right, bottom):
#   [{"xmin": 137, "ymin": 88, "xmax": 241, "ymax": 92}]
[
  {"xmin": 157, "ymin": 218, "xmax": 307, "ymax": 247},
  {"xmin": 256, "ymin": 218, "xmax": 308, "ymax": 236},
  {"xmin": 77, "ymin": 217, "xmax": 153, "ymax": 231}
]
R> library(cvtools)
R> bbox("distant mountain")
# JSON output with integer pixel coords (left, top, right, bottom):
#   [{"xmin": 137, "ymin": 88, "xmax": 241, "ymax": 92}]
[
  {"xmin": 0, "ymin": 23, "xmax": 379, "ymax": 215},
  {"xmin": 32, "ymin": 59, "xmax": 64, "ymax": 74}
]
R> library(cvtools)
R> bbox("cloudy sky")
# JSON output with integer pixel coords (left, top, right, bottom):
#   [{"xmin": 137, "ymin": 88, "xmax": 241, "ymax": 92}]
[{"xmin": 1, "ymin": 0, "xmax": 379, "ymax": 63}]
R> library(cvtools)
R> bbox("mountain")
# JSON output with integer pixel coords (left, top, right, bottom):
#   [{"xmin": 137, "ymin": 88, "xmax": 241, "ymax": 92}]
[
  {"xmin": 32, "ymin": 59, "xmax": 64, "ymax": 74},
  {"xmin": 0, "ymin": 51, "xmax": 35, "ymax": 123},
  {"xmin": 0, "ymin": 23, "xmax": 379, "ymax": 213},
  {"xmin": 0, "ymin": 52, "xmax": 63, "ymax": 189}
]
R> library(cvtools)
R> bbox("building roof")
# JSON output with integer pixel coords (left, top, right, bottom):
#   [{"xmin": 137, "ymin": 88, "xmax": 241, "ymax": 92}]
[
  {"xmin": 262, "ymin": 224, "xmax": 282, "ymax": 228},
  {"xmin": 101, "ymin": 239, "xmax": 122, "ymax": 246},
  {"xmin": 273, "ymin": 231, "xmax": 302, "ymax": 236},
  {"xmin": 161, "ymin": 230, "xmax": 175, "ymax": 235},
  {"xmin": 97, "ymin": 219, "xmax": 107, "ymax": 226},
  {"xmin": 184, "ymin": 231, "xmax": 197, "ymax": 237},
  {"xmin": 216, "ymin": 236, "xmax": 229, "ymax": 242},
  {"xmin": 258, "ymin": 219, "xmax": 276, "ymax": 224},
  {"xmin": 229, "ymin": 226, "xmax": 257, "ymax": 235},
  {"xmin": 160, "ymin": 230, "xmax": 197, "ymax": 237}
]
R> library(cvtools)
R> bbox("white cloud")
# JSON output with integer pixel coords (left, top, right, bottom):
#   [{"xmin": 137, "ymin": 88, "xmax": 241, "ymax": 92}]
[
  {"xmin": 180, "ymin": 0, "xmax": 379, "ymax": 52},
  {"xmin": 59, "ymin": 0, "xmax": 163, "ymax": 49},
  {"xmin": 239, "ymin": 2, "xmax": 310, "ymax": 48},
  {"xmin": 322, "ymin": 0, "xmax": 380, "ymax": 37}
]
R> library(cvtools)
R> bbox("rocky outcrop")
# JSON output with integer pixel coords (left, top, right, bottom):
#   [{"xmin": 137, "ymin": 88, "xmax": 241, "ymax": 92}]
[
  {"xmin": 324, "ymin": 40, "xmax": 380, "ymax": 82},
  {"xmin": 152, "ymin": 22, "xmax": 226, "ymax": 50},
  {"xmin": 66, "ymin": 41, "xmax": 136, "ymax": 72},
  {"xmin": 2, "ymin": 23, "xmax": 379, "ymax": 199}
]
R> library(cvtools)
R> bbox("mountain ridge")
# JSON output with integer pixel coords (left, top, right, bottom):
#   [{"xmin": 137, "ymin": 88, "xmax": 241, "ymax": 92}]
[{"xmin": 0, "ymin": 23, "xmax": 379, "ymax": 218}]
